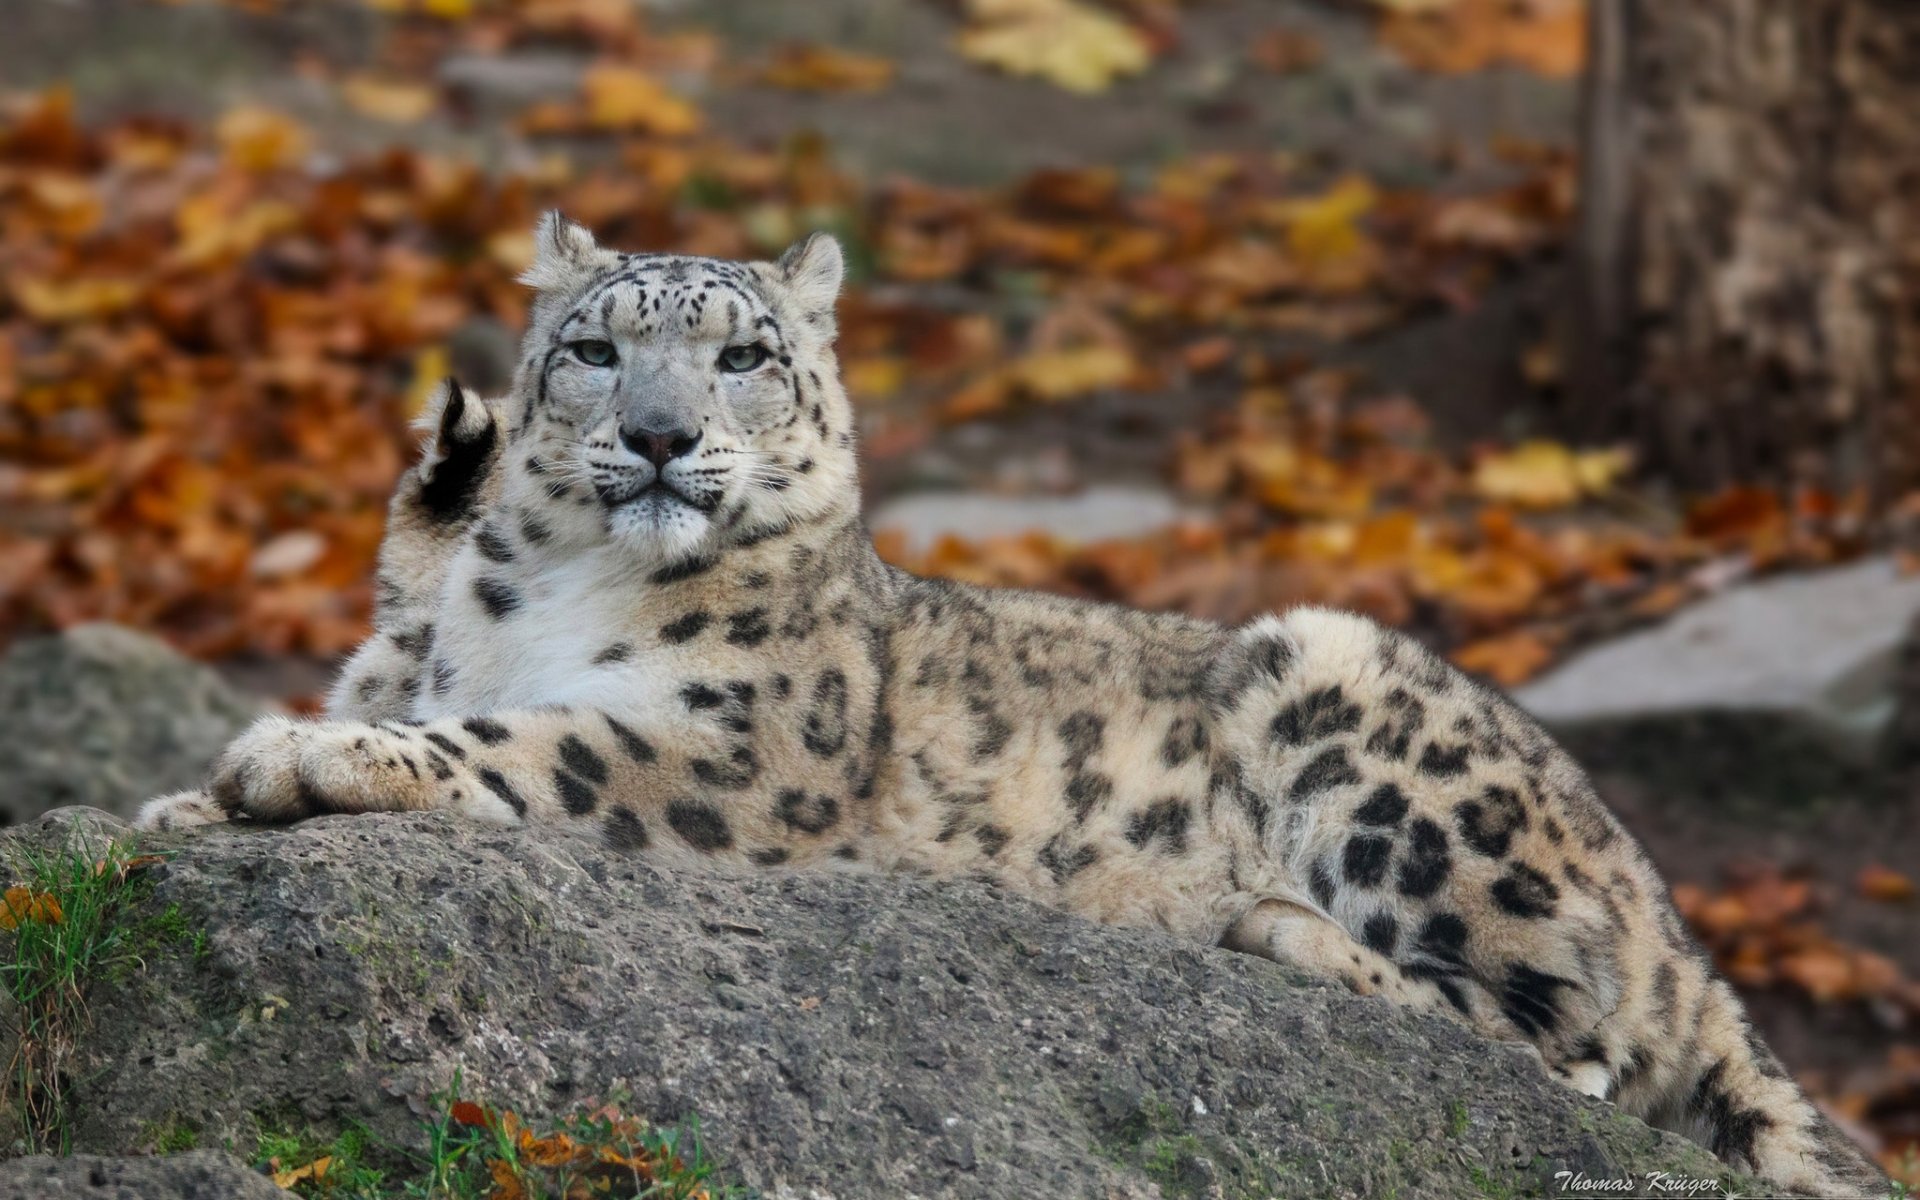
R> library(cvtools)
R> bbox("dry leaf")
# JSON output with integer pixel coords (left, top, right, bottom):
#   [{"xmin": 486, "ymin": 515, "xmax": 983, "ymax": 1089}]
[
  {"xmin": 1010, "ymin": 344, "xmax": 1136, "ymax": 401},
  {"xmin": 1472, "ymin": 442, "xmax": 1629, "ymax": 509},
  {"xmin": 1859, "ymin": 865, "xmax": 1916, "ymax": 904},
  {"xmin": 761, "ymin": 44, "xmax": 896, "ymax": 93},
  {"xmin": 581, "ymin": 66, "xmax": 701, "ymax": 135},
  {"xmin": 1280, "ymin": 177, "xmax": 1378, "ymax": 290},
  {"xmin": 1450, "ymin": 629, "xmax": 1554, "ymax": 686},
  {"xmin": 341, "ymin": 76, "xmax": 439, "ymax": 124},
  {"xmin": 215, "ymin": 106, "xmax": 309, "ymax": 172},
  {"xmin": 1250, "ymin": 28, "xmax": 1325, "ymax": 74},
  {"xmin": 450, "ymin": 1100, "xmax": 491, "ymax": 1128},
  {"xmin": 0, "ymin": 886, "xmax": 63, "ymax": 930},
  {"xmin": 957, "ymin": 0, "xmax": 1153, "ymax": 94}
]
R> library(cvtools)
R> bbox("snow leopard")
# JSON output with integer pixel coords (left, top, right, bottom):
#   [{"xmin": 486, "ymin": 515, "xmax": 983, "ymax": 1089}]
[{"xmin": 140, "ymin": 213, "xmax": 1888, "ymax": 1198}]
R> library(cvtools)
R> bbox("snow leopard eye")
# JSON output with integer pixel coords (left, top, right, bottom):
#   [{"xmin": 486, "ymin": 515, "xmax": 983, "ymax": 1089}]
[
  {"xmin": 572, "ymin": 339, "xmax": 616, "ymax": 367},
  {"xmin": 718, "ymin": 344, "xmax": 768, "ymax": 373}
]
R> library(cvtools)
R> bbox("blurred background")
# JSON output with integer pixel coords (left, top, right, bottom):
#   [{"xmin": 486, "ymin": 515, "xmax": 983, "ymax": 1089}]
[{"xmin": 1, "ymin": 0, "xmax": 1917, "ymax": 1182}]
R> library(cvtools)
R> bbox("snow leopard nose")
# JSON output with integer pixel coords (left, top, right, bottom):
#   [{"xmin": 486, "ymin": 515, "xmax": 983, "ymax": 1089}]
[{"xmin": 620, "ymin": 425, "xmax": 701, "ymax": 467}]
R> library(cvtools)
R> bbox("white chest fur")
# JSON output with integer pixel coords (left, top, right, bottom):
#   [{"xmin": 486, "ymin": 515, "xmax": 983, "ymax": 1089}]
[{"xmin": 412, "ymin": 543, "xmax": 677, "ymax": 720}]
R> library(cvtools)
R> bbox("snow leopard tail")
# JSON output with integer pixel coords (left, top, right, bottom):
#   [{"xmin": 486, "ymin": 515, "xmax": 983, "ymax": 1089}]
[{"xmin": 1620, "ymin": 955, "xmax": 1886, "ymax": 1198}]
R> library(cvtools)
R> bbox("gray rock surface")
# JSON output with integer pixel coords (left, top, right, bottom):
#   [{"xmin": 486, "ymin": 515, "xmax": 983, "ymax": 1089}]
[
  {"xmin": 6, "ymin": 807, "xmax": 1746, "ymax": 1199},
  {"xmin": 870, "ymin": 485, "xmax": 1192, "ymax": 552},
  {"xmin": 0, "ymin": 626, "xmax": 264, "ymax": 826},
  {"xmin": 0, "ymin": 1152, "xmax": 282, "ymax": 1200},
  {"xmin": 1514, "ymin": 556, "xmax": 1920, "ymax": 810}
]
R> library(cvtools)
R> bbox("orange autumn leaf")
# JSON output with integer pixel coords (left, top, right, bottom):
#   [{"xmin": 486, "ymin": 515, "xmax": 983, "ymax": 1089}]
[
  {"xmin": 1250, "ymin": 28, "xmax": 1325, "ymax": 74},
  {"xmin": 761, "ymin": 44, "xmax": 896, "ymax": 93},
  {"xmin": 215, "ymin": 106, "xmax": 310, "ymax": 171},
  {"xmin": 1858, "ymin": 864, "xmax": 1917, "ymax": 904},
  {"xmin": 1450, "ymin": 629, "xmax": 1554, "ymax": 686},
  {"xmin": 1376, "ymin": 0, "xmax": 1586, "ymax": 79},
  {"xmin": 1779, "ymin": 947, "xmax": 1856, "ymax": 1004},
  {"xmin": 0, "ymin": 886, "xmax": 63, "ymax": 931},
  {"xmin": 580, "ymin": 66, "xmax": 700, "ymax": 135},
  {"xmin": 271, "ymin": 1155, "xmax": 332, "ymax": 1189}
]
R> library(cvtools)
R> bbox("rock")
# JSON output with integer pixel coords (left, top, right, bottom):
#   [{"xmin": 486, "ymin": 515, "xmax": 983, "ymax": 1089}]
[
  {"xmin": 0, "ymin": 626, "xmax": 264, "ymax": 826},
  {"xmin": 9, "ymin": 808, "xmax": 1748, "ymax": 1199},
  {"xmin": 1515, "ymin": 556, "xmax": 1920, "ymax": 810},
  {"xmin": 871, "ymin": 485, "xmax": 1192, "ymax": 553},
  {"xmin": 0, "ymin": 1152, "xmax": 282, "ymax": 1200}
]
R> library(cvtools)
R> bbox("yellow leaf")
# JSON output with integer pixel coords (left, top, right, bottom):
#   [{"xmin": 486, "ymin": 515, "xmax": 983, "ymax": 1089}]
[
  {"xmin": 11, "ymin": 277, "xmax": 143, "ymax": 324},
  {"xmin": 581, "ymin": 66, "xmax": 701, "ymax": 135},
  {"xmin": 24, "ymin": 174, "xmax": 103, "ymax": 238},
  {"xmin": 215, "ymin": 107, "xmax": 310, "ymax": 172},
  {"xmin": 845, "ymin": 356, "xmax": 907, "ymax": 403},
  {"xmin": 171, "ymin": 197, "xmax": 301, "ymax": 268},
  {"xmin": 1282, "ymin": 176, "xmax": 1377, "ymax": 273},
  {"xmin": 1472, "ymin": 441, "xmax": 1630, "ymax": 508},
  {"xmin": 1010, "ymin": 344, "xmax": 1136, "ymax": 402},
  {"xmin": 341, "ymin": 76, "xmax": 438, "ymax": 124},
  {"xmin": 271, "ymin": 1155, "xmax": 330, "ymax": 1189},
  {"xmin": 957, "ymin": 0, "xmax": 1152, "ymax": 95},
  {"xmin": 405, "ymin": 345, "xmax": 452, "ymax": 421}
]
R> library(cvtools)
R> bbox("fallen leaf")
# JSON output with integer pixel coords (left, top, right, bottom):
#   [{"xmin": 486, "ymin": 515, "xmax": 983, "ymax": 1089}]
[
  {"xmin": 215, "ymin": 106, "xmax": 309, "ymax": 172},
  {"xmin": 0, "ymin": 886, "xmax": 63, "ymax": 930},
  {"xmin": 1010, "ymin": 344, "xmax": 1136, "ymax": 401},
  {"xmin": 1450, "ymin": 629, "xmax": 1554, "ymax": 686},
  {"xmin": 341, "ymin": 76, "xmax": 439, "ymax": 124},
  {"xmin": 1472, "ymin": 441, "xmax": 1629, "ymax": 509},
  {"xmin": 581, "ymin": 65, "xmax": 701, "ymax": 135},
  {"xmin": 957, "ymin": 0, "xmax": 1153, "ymax": 95},
  {"xmin": 271, "ymin": 1155, "xmax": 332, "ymax": 1189},
  {"xmin": 1279, "ymin": 177, "xmax": 1379, "ymax": 290},
  {"xmin": 761, "ymin": 44, "xmax": 896, "ymax": 93},
  {"xmin": 1780, "ymin": 947, "xmax": 1855, "ymax": 1004},
  {"xmin": 11, "ymin": 276, "xmax": 143, "ymax": 324},
  {"xmin": 1859, "ymin": 865, "xmax": 1916, "ymax": 904},
  {"xmin": 450, "ymin": 1100, "xmax": 492, "ymax": 1128},
  {"xmin": 1250, "ymin": 28, "xmax": 1325, "ymax": 74}
]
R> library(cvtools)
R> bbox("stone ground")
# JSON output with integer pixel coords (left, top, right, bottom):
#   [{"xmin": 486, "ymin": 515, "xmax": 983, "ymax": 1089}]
[{"xmin": 0, "ymin": 807, "xmax": 1755, "ymax": 1199}]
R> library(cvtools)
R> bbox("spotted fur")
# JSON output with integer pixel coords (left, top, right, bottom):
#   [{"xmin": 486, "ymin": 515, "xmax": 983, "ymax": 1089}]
[{"xmin": 143, "ymin": 217, "xmax": 1885, "ymax": 1198}]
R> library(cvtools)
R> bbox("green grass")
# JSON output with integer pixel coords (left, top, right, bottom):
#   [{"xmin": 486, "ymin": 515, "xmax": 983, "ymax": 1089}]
[
  {"xmin": 0, "ymin": 827, "xmax": 156, "ymax": 1153},
  {"xmin": 142, "ymin": 1114, "xmax": 200, "ymax": 1155},
  {"xmin": 258, "ymin": 1074, "xmax": 755, "ymax": 1199}
]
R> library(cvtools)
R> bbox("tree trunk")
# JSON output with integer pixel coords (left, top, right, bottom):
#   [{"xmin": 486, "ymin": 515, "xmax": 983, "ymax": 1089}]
[{"xmin": 1571, "ymin": 1, "xmax": 1920, "ymax": 504}]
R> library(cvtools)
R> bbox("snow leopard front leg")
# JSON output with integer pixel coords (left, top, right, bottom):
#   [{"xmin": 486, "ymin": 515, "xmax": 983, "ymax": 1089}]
[
  {"xmin": 135, "ymin": 708, "xmax": 822, "ymax": 869},
  {"xmin": 329, "ymin": 377, "xmax": 505, "ymax": 723}
]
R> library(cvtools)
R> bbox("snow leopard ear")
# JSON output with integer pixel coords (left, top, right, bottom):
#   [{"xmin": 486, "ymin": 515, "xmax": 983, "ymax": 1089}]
[
  {"xmin": 520, "ymin": 210, "xmax": 602, "ymax": 292},
  {"xmin": 775, "ymin": 232, "xmax": 844, "ymax": 325}
]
